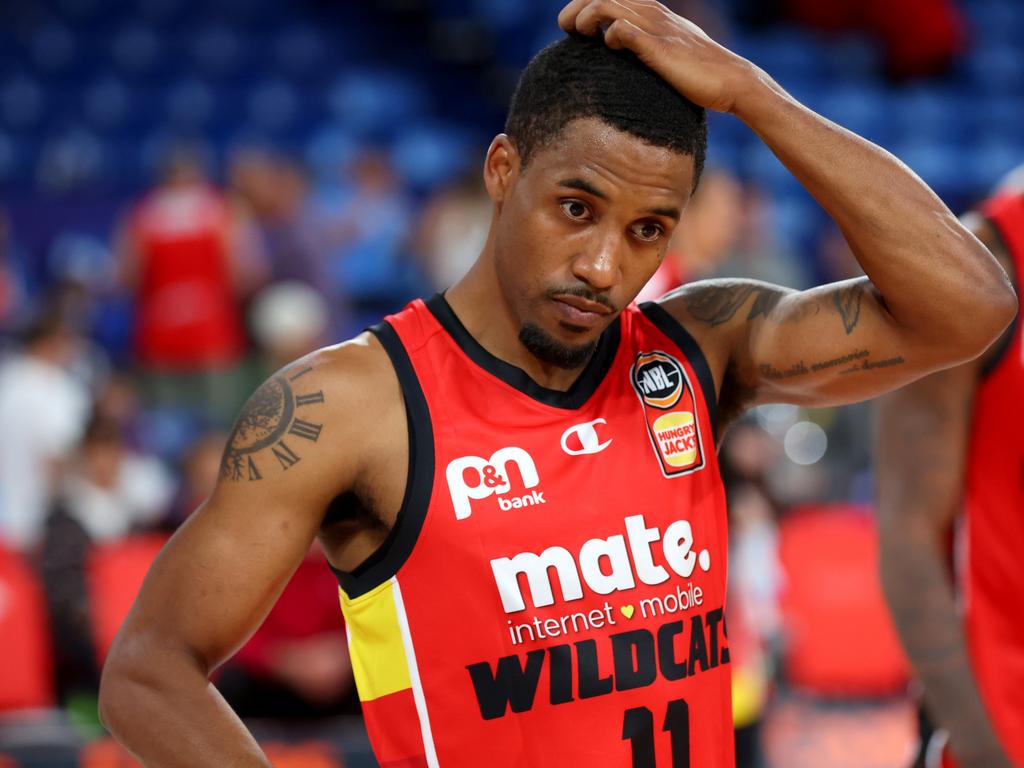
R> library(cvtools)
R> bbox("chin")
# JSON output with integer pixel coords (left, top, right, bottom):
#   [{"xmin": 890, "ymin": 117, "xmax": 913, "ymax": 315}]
[{"xmin": 519, "ymin": 322, "xmax": 599, "ymax": 370}]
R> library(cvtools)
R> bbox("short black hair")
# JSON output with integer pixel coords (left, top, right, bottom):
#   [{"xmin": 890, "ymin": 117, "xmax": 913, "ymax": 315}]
[{"xmin": 505, "ymin": 34, "xmax": 707, "ymax": 189}]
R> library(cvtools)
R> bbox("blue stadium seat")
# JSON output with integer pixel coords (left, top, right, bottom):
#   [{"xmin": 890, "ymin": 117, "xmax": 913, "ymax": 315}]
[
  {"xmin": 246, "ymin": 78, "xmax": 300, "ymax": 134},
  {"xmin": 0, "ymin": 76, "xmax": 46, "ymax": 132},
  {"xmin": 817, "ymin": 85, "xmax": 891, "ymax": 145},
  {"xmin": 81, "ymin": 76, "xmax": 131, "ymax": 133},
  {"xmin": 109, "ymin": 22, "xmax": 163, "ymax": 79},
  {"xmin": 163, "ymin": 78, "xmax": 217, "ymax": 132},
  {"xmin": 29, "ymin": 23, "xmax": 77, "ymax": 79},
  {"xmin": 327, "ymin": 70, "xmax": 429, "ymax": 140},
  {"xmin": 304, "ymin": 125, "xmax": 359, "ymax": 181},
  {"xmin": 390, "ymin": 123, "xmax": 477, "ymax": 191},
  {"xmin": 893, "ymin": 86, "xmax": 967, "ymax": 143}
]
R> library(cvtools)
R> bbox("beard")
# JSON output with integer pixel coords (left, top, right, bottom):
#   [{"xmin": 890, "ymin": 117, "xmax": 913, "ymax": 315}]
[{"xmin": 518, "ymin": 322, "xmax": 598, "ymax": 370}]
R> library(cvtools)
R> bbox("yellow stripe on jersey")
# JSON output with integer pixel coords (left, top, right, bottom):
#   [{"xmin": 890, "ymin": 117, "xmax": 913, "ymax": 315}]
[{"xmin": 340, "ymin": 579, "xmax": 412, "ymax": 701}]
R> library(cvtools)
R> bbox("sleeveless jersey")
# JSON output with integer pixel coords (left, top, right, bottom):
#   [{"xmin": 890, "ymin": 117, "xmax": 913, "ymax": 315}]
[
  {"xmin": 957, "ymin": 191, "xmax": 1024, "ymax": 767},
  {"xmin": 336, "ymin": 295, "xmax": 733, "ymax": 768}
]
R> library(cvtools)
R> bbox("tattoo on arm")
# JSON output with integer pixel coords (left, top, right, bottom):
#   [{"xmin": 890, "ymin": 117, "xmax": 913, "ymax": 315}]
[
  {"xmin": 685, "ymin": 283, "xmax": 784, "ymax": 326},
  {"xmin": 220, "ymin": 366, "xmax": 326, "ymax": 482},
  {"xmin": 833, "ymin": 284, "xmax": 864, "ymax": 335},
  {"xmin": 758, "ymin": 348, "xmax": 905, "ymax": 380}
]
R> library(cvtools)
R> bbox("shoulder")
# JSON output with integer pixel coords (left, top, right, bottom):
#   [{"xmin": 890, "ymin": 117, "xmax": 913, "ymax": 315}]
[
  {"xmin": 652, "ymin": 278, "xmax": 797, "ymax": 365},
  {"xmin": 217, "ymin": 331, "xmax": 405, "ymax": 497}
]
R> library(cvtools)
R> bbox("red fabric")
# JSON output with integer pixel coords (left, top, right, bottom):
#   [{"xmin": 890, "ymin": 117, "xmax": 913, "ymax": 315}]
[
  {"xmin": 131, "ymin": 184, "xmax": 245, "ymax": 368},
  {"xmin": 361, "ymin": 688, "xmax": 430, "ymax": 768},
  {"xmin": 233, "ymin": 552, "xmax": 345, "ymax": 677},
  {"xmin": 86, "ymin": 534, "xmax": 169, "ymax": 663},
  {"xmin": 960, "ymin": 192, "xmax": 1024, "ymax": 767},
  {"xmin": 787, "ymin": 0, "xmax": 964, "ymax": 79},
  {"xmin": 364, "ymin": 300, "xmax": 733, "ymax": 765},
  {"xmin": 0, "ymin": 543, "xmax": 54, "ymax": 710},
  {"xmin": 778, "ymin": 504, "xmax": 909, "ymax": 695}
]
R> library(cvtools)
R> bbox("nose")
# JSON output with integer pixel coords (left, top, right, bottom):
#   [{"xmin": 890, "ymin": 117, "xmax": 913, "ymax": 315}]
[{"xmin": 570, "ymin": 229, "xmax": 623, "ymax": 292}]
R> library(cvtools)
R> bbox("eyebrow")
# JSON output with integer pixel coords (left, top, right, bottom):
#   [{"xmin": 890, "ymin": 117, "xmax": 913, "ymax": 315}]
[
  {"xmin": 557, "ymin": 177, "xmax": 607, "ymax": 200},
  {"xmin": 557, "ymin": 177, "xmax": 681, "ymax": 221}
]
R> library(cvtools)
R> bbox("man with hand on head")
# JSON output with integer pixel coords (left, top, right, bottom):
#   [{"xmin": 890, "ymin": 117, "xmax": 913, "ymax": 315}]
[
  {"xmin": 99, "ymin": 3, "xmax": 1016, "ymax": 766},
  {"xmin": 877, "ymin": 167, "xmax": 1024, "ymax": 768}
]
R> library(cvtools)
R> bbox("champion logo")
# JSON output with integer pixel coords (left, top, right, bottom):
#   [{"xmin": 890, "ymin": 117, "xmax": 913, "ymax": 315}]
[
  {"xmin": 560, "ymin": 418, "xmax": 612, "ymax": 456},
  {"xmin": 445, "ymin": 447, "xmax": 546, "ymax": 520}
]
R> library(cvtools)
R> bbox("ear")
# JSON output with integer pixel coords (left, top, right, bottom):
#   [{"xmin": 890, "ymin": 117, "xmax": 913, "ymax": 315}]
[{"xmin": 483, "ymin": 134, "xmax": 520, "ymax": 204}]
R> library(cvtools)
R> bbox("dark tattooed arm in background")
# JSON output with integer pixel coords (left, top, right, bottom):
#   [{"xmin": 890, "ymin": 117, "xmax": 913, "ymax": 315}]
[{"xmin": 875, "ymin": 217, "xmax": 1015, "ymax": 768}]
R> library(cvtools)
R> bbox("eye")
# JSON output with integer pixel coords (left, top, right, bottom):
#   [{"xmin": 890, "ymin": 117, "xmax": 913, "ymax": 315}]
[
  {"xmin": 560, "ymin": 199, "xmax": 590, "ymax": 221},
  {"xmin": 631, "ymin": 221, "xmax": 664, "ymax": 243}
]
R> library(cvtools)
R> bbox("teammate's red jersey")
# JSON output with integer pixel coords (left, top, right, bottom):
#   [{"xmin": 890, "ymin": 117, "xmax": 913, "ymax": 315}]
[
  {"xmin": 131, "ymin": 183, "xmax": 244, "ymax": 367},
  {"xmin": 959, "ymin": 191, "xmax": 1024, "ymax": 767},
  {"xmin": 336, "ymin": 295, "xmax": 733, "ymax": 767}
]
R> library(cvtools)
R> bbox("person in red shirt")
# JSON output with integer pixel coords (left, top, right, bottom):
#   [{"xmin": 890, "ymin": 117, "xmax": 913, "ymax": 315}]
[
  {"xmin": 115, "ymin": 148, "xmax": 266, "ymax": 421},
  {"xmin": 97, "ymin": 4, "xmax": 1015, "ymax": 767},
  {"xmin": 877, "ymin": 168, "xmax": 1024, "ymax": 768}
]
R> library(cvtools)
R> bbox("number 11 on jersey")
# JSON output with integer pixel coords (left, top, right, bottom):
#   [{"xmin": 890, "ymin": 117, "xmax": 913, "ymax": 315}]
[{"xmin": 622, "ymin": 698, "xmax": 690, "ymax": 767}]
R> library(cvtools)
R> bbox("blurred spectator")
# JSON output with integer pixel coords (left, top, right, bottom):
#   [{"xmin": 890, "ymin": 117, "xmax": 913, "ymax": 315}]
[
  {"xmin": 748, "ymin": 0, "xmax": 966, "ymax": 80},
  {"xmin": 0, "ymin": 209, "xmax": 28, "ymax": 332},
  {"xmin": 636, "ymin": 169, "xmax": 747, "ymax": 302},
  {"xmin": 59, "ymin": 414, "xmax": 174, "ymax": 543},
  {"xmin": 0, "ymin": 306, "xmax": 90, "ymax": 551},
  {"xmin": 114, "ymin": 145, "xmax": 263, "ymax": 423},
  {"xmin": 169, "ymin": 429, "xmax": 228, "ymax": 525},
  {"xmin": 310, "ymin": 147, "xmax": 422, "ymax": 334},
  {"xmin": 415, "ymin": 170, "xmax": 492, "ymax": 291},
  {"xmin": 227, "ymin": 148, "xmax": 317, "ymax": 288},
  {"xmin": 250, "ymin": 281, "xmax": 330, "ymax": 374},
  {"xmin": 720, "ymin": 420, "xmax": 786, "ymax": 768},
  {"xmin": 217, "ymin": 543, "xmax": 355, "ymax": 719}
]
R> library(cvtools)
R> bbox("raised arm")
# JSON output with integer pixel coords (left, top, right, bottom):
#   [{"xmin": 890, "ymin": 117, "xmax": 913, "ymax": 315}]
[
  {"xmin": 98, "ymin": 337, "xmax": 400, "ymax": 766},
  {"xmin": 558, "ymin": 1, "xmax": 1017, "ymax": 414},
  {"xmin": 875, "ymin": 217, "xmax": 1015, "ymax": 768}
]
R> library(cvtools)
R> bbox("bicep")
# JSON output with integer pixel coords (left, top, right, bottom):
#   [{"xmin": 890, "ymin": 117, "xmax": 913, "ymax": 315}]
[{"xmin": 117, "ymin": 485, "xmax": 325, "ymax": 672}]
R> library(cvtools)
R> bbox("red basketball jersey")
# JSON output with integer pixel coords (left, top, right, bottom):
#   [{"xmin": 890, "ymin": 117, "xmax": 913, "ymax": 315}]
[
  {"xmin": 336, "ymin": 295, "xmax": 733, "ymax": 768},
  {"xmin": 959, "ymin": 191, "xmax": 1024, "ymax": 767}
]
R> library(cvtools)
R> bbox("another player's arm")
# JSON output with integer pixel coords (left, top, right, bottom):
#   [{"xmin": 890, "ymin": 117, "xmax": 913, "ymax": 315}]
[
  {"xmin": 559, "ymin": 1, "xmax": 1017, "ymax": 411},
  {"xmin": 875, "ymin": 218, "xmax": 1014, "ymax": 768},
  {"xmin": 98, "ymin": 339, "xmax": 395, "ymax": 767}
]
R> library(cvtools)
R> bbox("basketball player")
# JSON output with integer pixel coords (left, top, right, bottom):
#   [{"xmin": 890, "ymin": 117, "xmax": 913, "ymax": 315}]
[
  {"xmin": 877, "ymin": 167, "xmax": 1023, "ymax": 768},
  {"xmin": 98, "ymin": 3, "xmax": 1017, "ymax": 766}
]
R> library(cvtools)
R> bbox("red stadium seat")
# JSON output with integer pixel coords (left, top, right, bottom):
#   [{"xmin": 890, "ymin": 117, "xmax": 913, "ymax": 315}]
[
  {"xmin": 86, "ymin": 534, "xmax": 169, "ymax": 664},
  {"xmin": 778, "ymin": 503, "xmax": 910, "ymax": 696},
  {"xmin": 0, "ymin": 543, "xmax": 54, "ymax": 711}
]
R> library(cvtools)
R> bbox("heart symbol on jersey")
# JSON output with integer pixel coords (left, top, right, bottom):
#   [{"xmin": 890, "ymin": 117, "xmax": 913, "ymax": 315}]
[{"xmin": 620, "ymin": 605, "xmax": 635, "ymax": 619}]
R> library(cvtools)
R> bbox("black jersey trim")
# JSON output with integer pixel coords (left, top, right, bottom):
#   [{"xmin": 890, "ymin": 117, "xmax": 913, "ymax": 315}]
[
  {"xmin": 980, "ymin": 214, "xmax": 1020, "ymax": 379},
  {"xmin": 424, "ymin": 293, "xmax": 621, "ymax": 410},
  {"xmin": 329, "ymin": 320, "xmax": 434, "ymax": 599},
  {"xmin": 638, "ymin": 301, "xmax": 718, "ymax": 433}
]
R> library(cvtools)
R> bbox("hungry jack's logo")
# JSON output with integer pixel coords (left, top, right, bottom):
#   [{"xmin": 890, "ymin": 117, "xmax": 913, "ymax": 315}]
[{"xmin": 631, "ymin": 351, "xmax": 705, "ymax": 477}]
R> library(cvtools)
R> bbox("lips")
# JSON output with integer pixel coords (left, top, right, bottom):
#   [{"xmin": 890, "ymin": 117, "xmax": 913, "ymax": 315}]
[{"xmin": 552, "ymin": 294, "xmax": 612, "ymax": 317}]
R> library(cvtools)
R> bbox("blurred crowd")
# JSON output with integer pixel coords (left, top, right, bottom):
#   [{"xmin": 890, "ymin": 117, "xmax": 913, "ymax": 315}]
[{"xmin": 0, "ymin": 0, "xmax": 1019, "ymax": 765}]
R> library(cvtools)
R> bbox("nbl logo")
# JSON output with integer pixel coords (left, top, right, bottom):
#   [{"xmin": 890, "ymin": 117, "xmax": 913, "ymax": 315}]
[
  {"xmin": 633, "ymin": 352, "xmax": 683, "ymax": 409},
  {"xmin": 445, "ymin": 447, "xmax": 544, "ymax": 520},
  {"xmin": 631, "ymin": 351, "xmax": 706, "ymax": 477}
]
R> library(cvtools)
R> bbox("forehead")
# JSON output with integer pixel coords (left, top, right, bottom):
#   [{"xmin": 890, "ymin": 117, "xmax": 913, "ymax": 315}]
[{"xmin": 523, "ymin": 117, "xmax": 696, "ymax": 201}]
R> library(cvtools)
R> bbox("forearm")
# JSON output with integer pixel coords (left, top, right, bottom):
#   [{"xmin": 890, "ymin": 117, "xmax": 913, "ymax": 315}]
[
  {"xmin": 878, "ymin": 517, "xmax": 1010, "ymax": 767},
  {"xmin": 731, "ymin": 73, "xmax": 1014, "ymax": 351},
  {"xmin": 100, "ymin": 644, "xmax": 270, "ymax": 768}
]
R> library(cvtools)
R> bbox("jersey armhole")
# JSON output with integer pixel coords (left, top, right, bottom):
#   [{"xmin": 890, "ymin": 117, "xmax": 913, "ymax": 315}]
[
  {"xmin": 330, "ymin": 320, "xmax": 435, "ymax": 599},
  {"xmin": 980, "ymin": 215, "xmax": 1020, "ymax": 380},
  {"xmin": 638, "ymin": 301, "xmax": 719, "ymax": 434}
]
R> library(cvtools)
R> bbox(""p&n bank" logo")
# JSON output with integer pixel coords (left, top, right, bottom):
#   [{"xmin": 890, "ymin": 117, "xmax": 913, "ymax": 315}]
[{"xmin": 445, "ymin": 446, "xmax": 544, "ymax": 520}]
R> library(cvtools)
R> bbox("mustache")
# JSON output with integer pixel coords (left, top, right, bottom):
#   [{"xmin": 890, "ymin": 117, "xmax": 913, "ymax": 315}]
[{"xmin": 546, "ymin": 285, "xmax": 617, "ymax": 313}]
